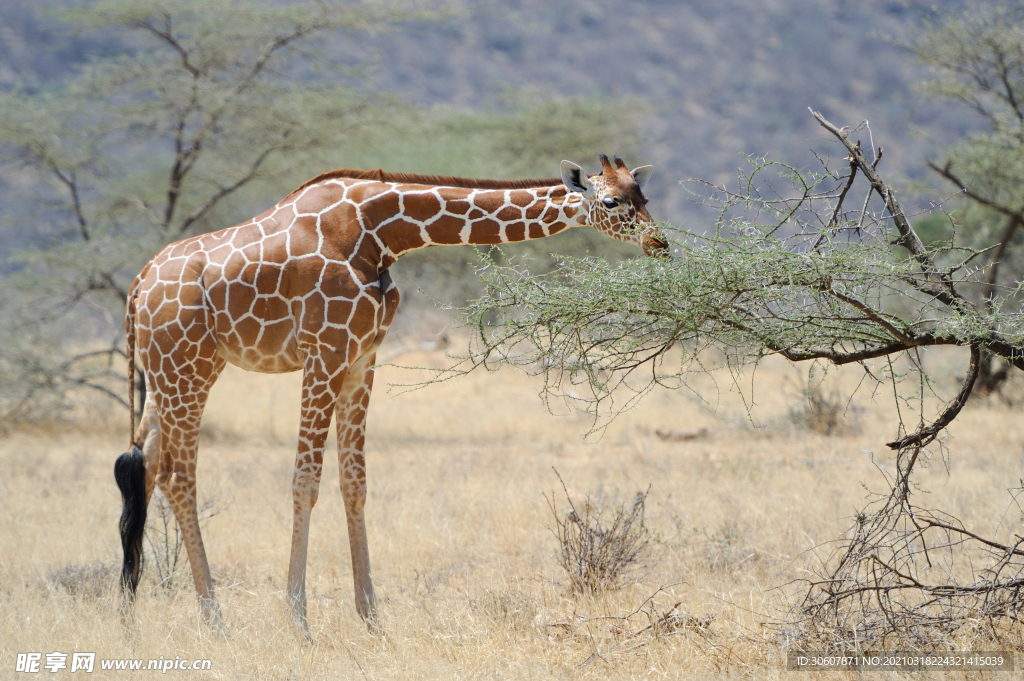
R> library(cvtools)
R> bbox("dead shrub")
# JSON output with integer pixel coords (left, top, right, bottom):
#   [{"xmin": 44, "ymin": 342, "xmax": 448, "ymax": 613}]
[
  {"xmin": 145, "ymin": 487, "xmax": 228, "ymax": 591},
  {"xmin": 45, "ymin": 563, "xmax": 117, "ymax": 599},
  {"xmin": 547, "ymin": 469, "xmax": 653, "ymax": 595},
  {"xmin": 779, "ymin": 455, "xmax": 1024, "ymax": 650},
  {"xmin": 786, "ymin": 369, "xmax": 853, "ymax": 435}
]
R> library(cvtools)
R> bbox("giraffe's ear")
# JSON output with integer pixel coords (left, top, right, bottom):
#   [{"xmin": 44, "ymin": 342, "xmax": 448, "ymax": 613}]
[
  {"xmin": 631, "ymin": 165, "xmax": 653, "ymax": 191},
  {"xmin": 560, "ymin": 160, "xmax": 594, "ymax": 196}
]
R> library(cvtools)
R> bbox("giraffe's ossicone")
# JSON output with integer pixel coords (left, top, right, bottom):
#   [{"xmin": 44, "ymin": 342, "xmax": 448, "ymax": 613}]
[{"xmin": 114, "ymin": 155, "xmax": 664, "ymax": 635}]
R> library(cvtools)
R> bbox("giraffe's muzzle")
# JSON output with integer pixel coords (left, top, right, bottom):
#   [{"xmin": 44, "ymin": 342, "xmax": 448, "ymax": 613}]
[
  {"xmin": 645, "ymin": 233, "xmax": 669, "ymax": 256},
  {"xmin": 639, "ymin": 227, "xmax": 669, "ymax": 257}
]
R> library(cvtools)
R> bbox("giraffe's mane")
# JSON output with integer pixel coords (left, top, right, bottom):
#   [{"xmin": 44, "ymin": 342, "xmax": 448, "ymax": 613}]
[{"xmin": 286, "ymin": 168, "xmax": 566, "ymax": 197}]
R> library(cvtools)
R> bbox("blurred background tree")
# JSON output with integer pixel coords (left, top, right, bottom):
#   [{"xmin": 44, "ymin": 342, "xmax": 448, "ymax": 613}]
[
  {"xmin": 0, "ymin": 0, "xmax": 409, "ymax": 423},
  {"xmin": 0, "ymin": 0, "xmax": 642, "ymax": 427},
  {"xmin": 909, "ymin": 4, "xmax": 1024, "ymax": 394}
]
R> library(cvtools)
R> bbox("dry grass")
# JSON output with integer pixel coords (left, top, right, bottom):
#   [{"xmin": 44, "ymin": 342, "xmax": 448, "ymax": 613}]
[{"xmin": 1, "ymin": 346, "xmax": 1022, "ymax": 679}]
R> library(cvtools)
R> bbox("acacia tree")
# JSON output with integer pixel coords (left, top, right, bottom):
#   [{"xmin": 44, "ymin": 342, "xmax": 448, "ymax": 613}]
[
  {"xmin": 910, "ymin": 4, "xmax": 1024, "ymax": 393},
  {"xmin": 440, "ymin": 107, "xmax": 1024, "ymax": 646},
  {"xmin": 438, "ymin": 6, "xmax": 1024, "ymax": 439},
  {"xmin": 0, "ymin": 0, "xmax": 423, "ymax": 424},
  {"xmin": 434, "ymin": 9, "xmax": 1024, "ymax": 641},
  {"xmin": 449, "ymin": 109, "xmax": 1023, "ymax": 443}
]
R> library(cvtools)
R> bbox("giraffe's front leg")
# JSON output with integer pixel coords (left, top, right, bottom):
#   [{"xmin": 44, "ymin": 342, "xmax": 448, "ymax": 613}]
[
  {"xmin": 336, "ymin": 353, "xmax": 378, "ymax": 627},
  {"xmin": 287, "ymin": 354, "xmax": 347, "ymax": 639}
]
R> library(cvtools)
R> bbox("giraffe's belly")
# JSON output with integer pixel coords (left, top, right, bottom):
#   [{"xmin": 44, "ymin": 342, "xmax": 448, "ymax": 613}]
[
  {"xmin": 205, "ymin": 283, "xmax": 389, "ymax": 374},
  {"xmin": 218, "ymin": 341, "xmax": 303, "ymax": 374},
  {"xmin": 212, "ymin": 310, "xmax": 303, "ymax": 374},
  {"xmin": 204, "ymin": 272, "xmax": 305, "ymax": 373}
]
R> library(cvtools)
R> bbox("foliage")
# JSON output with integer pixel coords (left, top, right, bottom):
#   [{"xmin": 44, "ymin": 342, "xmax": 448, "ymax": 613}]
[
  {"xmin": 912, "ymin": 4, "xmax": 1024, "ymax": 137},
  {"xmin": 466, "ymin": 91, "xmax": 645, "ymax": 180}
]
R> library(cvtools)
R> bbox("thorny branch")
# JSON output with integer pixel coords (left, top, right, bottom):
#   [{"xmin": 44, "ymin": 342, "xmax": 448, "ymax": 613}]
[
  {"xmin": 885, "ymin": 342, "xmax": 980, "ymax": 451},
  {"xmin": 810, "ymin": 110, "xmax": 969, "ymax": 314}
]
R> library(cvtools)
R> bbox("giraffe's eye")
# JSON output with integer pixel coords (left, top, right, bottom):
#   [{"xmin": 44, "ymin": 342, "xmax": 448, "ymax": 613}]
[{"xmin": 602, "ymin": 197, "xmax": 618, "ymax": 209}]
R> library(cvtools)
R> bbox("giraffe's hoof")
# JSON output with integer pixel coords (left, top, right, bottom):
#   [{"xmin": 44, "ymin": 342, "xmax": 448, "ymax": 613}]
[
  {"xmin": 288, "ymin": 597, "xmax": 313, "ymax": 642},
  {"xmin": 292, "ymin": 614, "xmax": 312, "ymax": 642},
  {"xmin": 200, "ymin": 598, "xmax": 230, "ymax": 637},
  {"xmin": 355, "ymin": 589, "xmax": 377, "ymax": 618},
  {"xmin": 359, "ymin": 604, "xmax": 382, "ymax": 635},
  {"xmin": 207, "ymin": 617, "xmax": 231, "ymax": 639}
]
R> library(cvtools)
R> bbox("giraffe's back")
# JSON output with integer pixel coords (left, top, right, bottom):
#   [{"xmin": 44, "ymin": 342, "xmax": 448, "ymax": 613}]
[{"xmin": 134, "ymin": 188, "xmax": 392, "ymax": 376}]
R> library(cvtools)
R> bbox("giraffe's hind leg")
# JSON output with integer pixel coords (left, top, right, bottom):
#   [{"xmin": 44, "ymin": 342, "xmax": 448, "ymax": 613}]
[
  {"xmin": 137, "ymin": 391, "xmax": 163, "ymax": 505},
  {"xmin": 335, "ymin": 352, "xmax": 378, "ymax": 625},
  {"xmin": 151, "ymin": 355, "xmax": 226, "ymax": 630}
]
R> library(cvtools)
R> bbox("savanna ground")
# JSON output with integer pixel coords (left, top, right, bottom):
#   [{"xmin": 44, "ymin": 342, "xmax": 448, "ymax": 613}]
[{"xmin": 2, "ymin": 337, "xmax": 1022, "ymax": 679}]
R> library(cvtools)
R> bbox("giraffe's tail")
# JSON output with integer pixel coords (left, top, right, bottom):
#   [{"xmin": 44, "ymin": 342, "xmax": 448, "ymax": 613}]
[
  {"xmin": 125, "ymin": 272, "xmax": 142, "ymax": 450},
  {"xmin": 115, "ymin": 444, "xmax": 146, "ymax": 595},
  {"xmin": 116, "ymin": 272, "xmax": 146, "ymax": 596}
]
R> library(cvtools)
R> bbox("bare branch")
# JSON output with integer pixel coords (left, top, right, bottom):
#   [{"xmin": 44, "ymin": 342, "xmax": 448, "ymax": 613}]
[
  {"xmin": 811, "ymin": 109, "xmax": 974, "ymax": 315},
  {"xmin": 886, "ymin": 342, "xmax": 981, "ymax": 450},
  {"xmin": 176, "ymin": 145, "xmax": 281, "ymax": 235},
  {"xmin": 131, "ymin": 15, "xmax": 201, "ymax": 77},
  {"xmin": 927, "ymin": 159, "xmax": 1024, "ymax": 221},
  {"xmin": 813, "ymin": 156, "xmax": 858, "ymax": 250},
  {"xmin": 44, "ymin": 161, "xmax": 90, "ymax": 242},
  {"xmin": 923, "ymin": 518, "xmax": 1024, "ymax": 558}
]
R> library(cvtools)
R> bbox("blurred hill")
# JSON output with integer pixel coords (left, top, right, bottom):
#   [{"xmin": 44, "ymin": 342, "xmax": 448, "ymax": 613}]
[
  {"xmin": 343, "ymin": 0, "xmax": 976, "ymax": 224},
  {"xmin": 1, "ymin": 0, "xmax": 977, "ymax": 230}
]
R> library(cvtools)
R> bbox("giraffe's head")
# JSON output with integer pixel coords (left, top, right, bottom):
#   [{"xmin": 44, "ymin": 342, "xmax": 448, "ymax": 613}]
[{"xmin": 560, "ymin": 155, "xmax": 668, "ymax": 256}]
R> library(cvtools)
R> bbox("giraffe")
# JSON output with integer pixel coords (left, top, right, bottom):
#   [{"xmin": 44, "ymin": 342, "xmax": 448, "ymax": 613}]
[{"xmin": 114, "ymin": 154, "xmax": 665, "ymax": 635}]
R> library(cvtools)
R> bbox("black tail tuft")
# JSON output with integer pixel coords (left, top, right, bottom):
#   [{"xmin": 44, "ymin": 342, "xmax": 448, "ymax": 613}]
[{"xmin": 115, "ymin": 445, "xmax": 147, "ymax": 594}]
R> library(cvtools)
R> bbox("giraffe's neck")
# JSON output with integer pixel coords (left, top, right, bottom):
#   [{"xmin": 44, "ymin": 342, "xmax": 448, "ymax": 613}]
[{"xmin": 361, "ymin": 184, "xmax": 588, "ymax": 267}]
